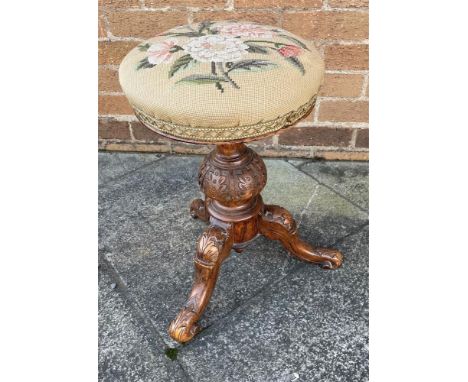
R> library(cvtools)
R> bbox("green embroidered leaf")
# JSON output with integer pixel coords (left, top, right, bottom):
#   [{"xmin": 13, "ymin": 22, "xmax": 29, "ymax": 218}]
[
  {"xmin": 245, "ymin": 43, "xmax": 269, "ymax": 54},
  {"xmin": 284, "ymin": 56, "xmax": 305, "ymax": 75},
  {"xmin": 215, "ymin": 81, "xmax": 224, "ymax": 93},
  {"xmin": 138, "ymin": 43, "xmax": 151, "ymax": 52},
  {"xmin": 168, "ymin": 54, "xmax": 197, "ymax": 78},
  {"xmin": 162, "ymin": 31, "xmax": 204, "ymax": 37},
  {"xmin": 278, "ymin": 34, "xmax": 310, "ymax": 51},
  {"xmin": 136, "ymin": 57, "xmax": 155, "ymax": 70},
  {"xmin": 169, "ymin": 45, "xmax": 184, "ymax": 53},
  {"xmin": 226, "ymin": 59, "xmax": 277, "ymax": 73},
  {"xmin": 176, "ymin": 74, "xmax": 228, "ymax": 85},
  {"xmin": 198, "ymin": 20, "xmax": 215, "ymax": 34}
]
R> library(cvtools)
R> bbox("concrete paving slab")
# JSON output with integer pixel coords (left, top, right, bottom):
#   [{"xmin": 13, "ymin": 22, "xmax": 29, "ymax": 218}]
[
  {"xmin": 98, "ymin": 261, "xmax": 188, "ymax": 382},
  {"xmin": 299, "ymin": 161, "xmax": 369, "ymax": 211},
  {"xmin": 99, "ymin": 155, "xmax": 367, "ymax": 351},
  {"xmin": 98, "ymin": 153, "xmax": 369, "ymax": 382},
  {"xmin": 98, "ymin": 152, "xmax": 162, "ymax": 186},
  {"xmin": 178, "ymin": 227, "xmax": 369, "ymax": 382},
  {"xmin": 286, "ymin": 158, "xmax": 309, "ymax": 167}
]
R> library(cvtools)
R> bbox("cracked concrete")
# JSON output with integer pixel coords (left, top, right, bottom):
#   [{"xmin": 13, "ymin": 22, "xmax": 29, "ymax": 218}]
[{"xmin": 99, "ymin": 152, "xmax": 369, "ymax": 382}]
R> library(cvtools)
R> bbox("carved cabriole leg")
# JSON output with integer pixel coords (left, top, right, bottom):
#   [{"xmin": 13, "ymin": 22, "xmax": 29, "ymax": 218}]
[
  {"xmin": 259, "ymin": 204, "xmax": 343, "ymax": 270},
  {"xmin": 168, "ymin": 224, "xmax": 233, "ymax": 343},
  {"xmin": 190, "ymin": 198, "xmax": 210, "ymax": 222},
  {"xmin": 170, "ymin": 143, "xmax": 343, "ymax": 343}
]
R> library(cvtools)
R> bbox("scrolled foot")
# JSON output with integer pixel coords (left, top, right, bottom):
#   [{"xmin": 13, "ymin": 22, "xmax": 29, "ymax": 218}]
[
  {"xmin": 190, "ymin": 198, "xmax": 210, "ymax": 222},
  {"xmin": 310, "ymin": 247, "xmax": 343, "ymax": 270},
  {"xmin": 168, "ymin": 308, "xmax": 201, "ymax": 343},
  {"xmin": 168, "ymin": 225, "xmax": 233, "ymax": 343},
  {"xmin": 259, "ymin": 204, "xmax": 343, "ymax": 270}
]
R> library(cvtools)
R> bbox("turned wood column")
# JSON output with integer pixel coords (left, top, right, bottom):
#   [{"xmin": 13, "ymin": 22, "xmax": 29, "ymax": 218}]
[{"xmin": 198, "ymin": 143, "xmax": 266, "ymax": 245}]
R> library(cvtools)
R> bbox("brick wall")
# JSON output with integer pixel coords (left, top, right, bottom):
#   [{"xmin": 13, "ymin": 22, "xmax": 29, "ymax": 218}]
[{"xmin": 98, "ymin": 0, "xmax": 369, "ymax": 160}]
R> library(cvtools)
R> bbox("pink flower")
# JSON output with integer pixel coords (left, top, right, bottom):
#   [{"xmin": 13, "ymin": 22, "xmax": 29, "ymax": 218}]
[
  {"xmin": 216, "ymin": 23, "xmax": 274, "ymax": 38},
  {"xmin": 147, "ymin": 38, "xmax": 178, "ymax": 65},
  {"xmin": 278, "ymin": 45, "xmax": 302, "ymax": 58}
]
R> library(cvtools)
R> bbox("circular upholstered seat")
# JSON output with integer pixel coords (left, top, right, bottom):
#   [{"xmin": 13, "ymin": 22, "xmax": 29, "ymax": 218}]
[{"xmin": 119, "ymin": 21, "xmax": 324, "ymax": 143}]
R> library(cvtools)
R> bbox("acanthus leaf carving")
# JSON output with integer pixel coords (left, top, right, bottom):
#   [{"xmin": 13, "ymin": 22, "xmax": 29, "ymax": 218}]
[
  {"xmin": 195, "ymin": 226, "xmax": 228, "ymax": 266},
  {"xmin": 198, "ymin": 147, "xmax": 266, "ymax": 203},
  {"xmin": 263, "ymin": 205, "xmax": 297, "ymax": 233}
]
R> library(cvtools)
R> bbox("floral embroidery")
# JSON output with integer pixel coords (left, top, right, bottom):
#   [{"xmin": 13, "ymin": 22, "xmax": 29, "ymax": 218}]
[
  {"xmin": 137, "ymin": 38, "xmax": 183, "ymax": 69},
  {"xmin": 136, "ymin": 21, "xmax": 310, "ymax": 92},
  {"xmin": 213, "ymin": 23, "xmax": 273, "ymax": 38},
  {"xmin": 182, "ymin": 35, "xmax": 249, "ymax": 63},
  {"xmin": 147, "ymin": 38, "xmax": 179, "ymax": 65},
  {"xmin": 278, "ymin": 44, "xmax": 301, "ymax": 58},
  {"xmin": 277, "ymin": 44, "xmax": 305, "ymax": 74}
]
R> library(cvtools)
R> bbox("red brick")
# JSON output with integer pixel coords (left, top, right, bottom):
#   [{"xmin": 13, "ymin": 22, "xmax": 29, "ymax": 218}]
[
  {"xmin": 324, "ymin": 44, "xmax": 368, "ymax": 70},
  {"xmin": 329, "ymin": 0, "xmax": 368, "ymax": 8},
  {"xmin": 315, "ymin": 150, "xmax": 368, "ymax": 160},
  {"xmin": 355, "ymin": 128, "xmax": 368, "ymax": 148},
  {"xmin": 246, "ymin": 136, "xmax": 274, "ymax": 148},
  {"xmin": 145, "ymin": 0, "xmax": 225, "ymax": 7},
  {"xmin": 107, "ymin": 11, "xmax": 188, "ymax": 38},
  {"xmin": 99, "ymin": 67, "xmax": 121, "ymax": 92},
  {"xmin": 100, "ymin": 142, "xmax": 172, "ymax": 153},
  {"xmin": 98, "ymin": 95, "xmax": 134, "ymax": 115},
  {"xmin": 171, "ymin": 143, "xmax": 213, "ymax": 155},
  {"xmin": 131, "ymin": 121, "xmax": 171, "ymax": 143},
  {"xmin": 318, "ymin": 100, "xmax": 368, "ymax": 122},
  {"xmin": 278, "ymin": 126, "xmax": 353, "ymax": 146},
  {"xmin": 98, "ymin": 118, "xmax": 130, "ymax": 140},
  {"xmin": 98, "ymin": 0, "xmax": 139, "ymax": 8},
  {"xmin": 319, "ymin": 74, "xmax": 363, "ymax": 97},
  {"xmin": 193, "ymin": 11, "xmax": 280, "ymax": 26},
  {"xmin": 283, "ymin": 11, "xmax": 368, "ymax": 40},
  {"xmin": 267, "ymin": 147, "xmax": 314, "ymax": 158},
  {"xmin": 235, "ymin": 0, "xmax": 322, "ymax": 8},
  {"xmin": 98, "ymin": 40, "xmax": 139, "ymax": 65},
  {"xmin": 98, "ymin": 14, "xmax": 107, "ymax": 38}
]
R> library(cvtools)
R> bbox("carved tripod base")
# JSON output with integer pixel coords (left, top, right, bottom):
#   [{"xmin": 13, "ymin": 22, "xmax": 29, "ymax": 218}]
[{"xmin": 168, "ymin": 143, "xmax": 343, "ymax": 343}]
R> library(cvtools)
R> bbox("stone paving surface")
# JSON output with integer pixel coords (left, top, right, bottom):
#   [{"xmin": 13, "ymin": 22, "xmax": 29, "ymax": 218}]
[{"xmin": 99, "ymin": 152, "xmax": 369, "ymax": 382}]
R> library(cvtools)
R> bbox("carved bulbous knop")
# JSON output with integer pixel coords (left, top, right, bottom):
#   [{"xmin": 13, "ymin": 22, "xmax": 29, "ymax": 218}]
[{"xmin": 198, "ymin": 145, "xmax": 267, "ymax": 204}]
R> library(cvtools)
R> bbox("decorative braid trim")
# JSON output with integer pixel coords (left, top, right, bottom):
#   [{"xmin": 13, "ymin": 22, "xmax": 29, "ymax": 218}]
[{"xmin": 133, "ymin": 95, "xmax": 316, "ymax": 143}]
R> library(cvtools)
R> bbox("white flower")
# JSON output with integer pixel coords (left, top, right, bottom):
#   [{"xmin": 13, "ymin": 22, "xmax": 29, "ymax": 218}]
[
  {"xmin": 182, "ymin": 35, "xmax": 249, "ymax": 63},
  {"xmin": 215, "ymin": 23, "xmax": 274, "ymax": 38},
  {"xmin": 147, "ymin": 38, "xmax": 178, "ymax": 65}
]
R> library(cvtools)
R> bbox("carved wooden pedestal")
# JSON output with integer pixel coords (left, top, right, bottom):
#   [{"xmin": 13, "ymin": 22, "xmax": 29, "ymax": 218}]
[{"xmin": 168, "ymin": 143, "xmax": 343, "ymax": 343}]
